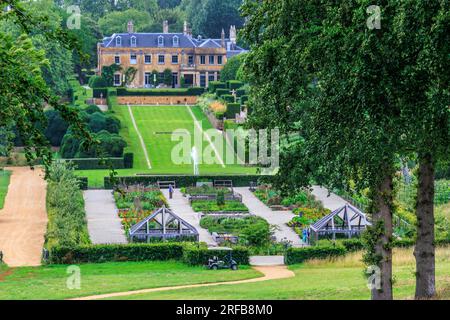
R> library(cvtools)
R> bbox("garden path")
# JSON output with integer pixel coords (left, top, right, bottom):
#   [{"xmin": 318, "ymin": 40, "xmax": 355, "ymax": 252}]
[
  {"xmin": 71, "ymin": 265, "xmax": 295, "ymax": 300},
  {"xmin": 84, "ymin": 190, "xmax": 127, "ymax": 244},
  {"xmin": 162, "ymin": 189, "xmax": 218, "ymax": 247},
  {"xmin": 0, "ymin": 167, "xmax": 47, "ymax": 267},
  {"xmin": 310, "ymin": 186, "xmax": 350, "ymax": 211},
  {"xmin": 235, "ymin": 187, "xmax": 304, "ymax": 247}
]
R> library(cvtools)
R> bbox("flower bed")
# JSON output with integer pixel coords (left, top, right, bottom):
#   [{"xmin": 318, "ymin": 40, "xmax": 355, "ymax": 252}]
[
  {"xmin": 114, "ymin": 187, "xmax": 168, "ymax": 233},
  {"xmin": 191, "ymin": 200, "xmax": 248, "ymax": 213}
]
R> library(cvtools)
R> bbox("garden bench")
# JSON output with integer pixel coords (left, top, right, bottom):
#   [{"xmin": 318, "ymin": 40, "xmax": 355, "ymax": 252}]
[{"xmin": 158, "ymin": 181, "xmax": 176, "ymax": 189}]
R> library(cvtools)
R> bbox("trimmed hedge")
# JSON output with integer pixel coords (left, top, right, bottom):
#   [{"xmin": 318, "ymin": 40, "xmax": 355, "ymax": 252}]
[
  {"xmin": 123, "ymin": 152, "xmax": 134, "ymax": 169},
  {"xmin": 183, "ymin": 245, "xmax": 250, "ymax": 266},
  {"xmin": 63, "ymin": 157, "xmax": 127, "ymax": 170},
  {"xmin": 236, "ymin": 88, "xmax": 247, "ymax": 97},
  {"xmin": 216, "ymin": 88, "xmax": 230, "ymax": 97},
  {"xmin": 227, "ymin": 80, "xmax": 244, "ymax": 90},
  {"xmin": 285, "ymin": 245, "xmax": 347, "ymax": 265},
  {"xmin": 221, "ymin": 94, "xmax": 235, "ymax": 103},
  {"xmin": 116, "ymin": 87, "xmax": 205, "ymax": 97},
  {"xmin": 77, "ymin": 177, "xmax": 88, "ymax": 190},
  {"xmin": 105, "ymin": 175, "xmax": 270, "ymax": 189},
  {"xmin": 48, "ymin": 243, "xmax": 185, "ymax": 264},
  {"xmin": 225, "ymin": 103, "xmax": 241, "ymax": 119},
  {"xmin": 209, "ymin": 81, "xmax": 227, "ymax": 93},
  {"xmin": 240, "ymin": 95, "xmax": 249, "ymax": 106},
  {"xmin": 93, "ymin": 88, "xmax": 108, "ymax": 99}
]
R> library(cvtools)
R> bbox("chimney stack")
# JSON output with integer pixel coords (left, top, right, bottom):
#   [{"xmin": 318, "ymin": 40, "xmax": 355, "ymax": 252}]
[
  {"xmin": 163, "ymin": 20, "xmax": 169, "ymax": 33},
  {"xmin": 183, "ymin": 21, "xmax": 188, "ymax": 35},
  {"xmin": 127, "ymin": 20, "xmax": 134, "ymax": 34},
  {"xmin": 221, "ymin": 29, "xmax": 226, "ymax": 48}
]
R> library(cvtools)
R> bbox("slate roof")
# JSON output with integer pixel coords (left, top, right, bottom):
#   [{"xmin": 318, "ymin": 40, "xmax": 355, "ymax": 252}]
[{"xmin": 101, "ymin": 33, "xmax": 247, "ymax": 56}]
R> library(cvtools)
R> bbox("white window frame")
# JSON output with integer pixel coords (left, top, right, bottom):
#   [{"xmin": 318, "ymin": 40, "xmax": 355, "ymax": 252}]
[
  {"xmin": 144, "ymin": 55, "xmax": 152, "ymax": 64},
  {"xmin": 200, "ymin": 55, "xmax": 206, "ymax": 65},
  {"xmin": 115, "ymin": 55, "xmax": 121, "ymax": 65},
  {"xmin": 131, "ymin": 36, "xmax": 137, "ymax": 47},
  {"xmin": 173, "ymin": 36, "xmax": 179, "ymax": 47},
  {"xmin": 130, "ymin": 54, "xmax": 137, "ymax": 65},
  {"xmin": 115, "ymin": 36, "xmax": 122, "ymax": 46},
  {"xmin": 218, "ymin": 55, "xmax": 223, "ymax": 65},
  {"xmin": 158, "ymin": 35, "xmax": 164, "ymax": 47},
  {"xmin": 172, "ymin": 55, "xmax": 179, "ymax": 64},
  {"xmin": 158, "ymin": 54, "xmax": 165, "ymax": 64},
  {"xmin": 209, "ymin": 55, "xmax": 215, "ymax": 65}
]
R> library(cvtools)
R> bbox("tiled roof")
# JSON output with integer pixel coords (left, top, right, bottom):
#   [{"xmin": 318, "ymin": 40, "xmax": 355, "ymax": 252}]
[{"xmin": 101, "ymin": 33, "xmax": 247, "ymax": 56}]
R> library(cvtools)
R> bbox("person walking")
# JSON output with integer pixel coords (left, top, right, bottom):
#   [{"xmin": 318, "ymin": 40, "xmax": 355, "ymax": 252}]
[{"xmin": 169, "ymin": 184, "xmax": 174, "ymax": 199}]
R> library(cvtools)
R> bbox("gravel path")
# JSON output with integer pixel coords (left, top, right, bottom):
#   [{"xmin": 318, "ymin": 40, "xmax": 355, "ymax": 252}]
[
  {"xmin": 310, "ymin": 186, "xmax": 350, "ymax": 211},
  {"xmin": 235, "ymin": 187, "xmax": 304, "ymax": 247},
  {"xmin": 0, "ymin": 167, "xmax": 47, "ymax": 267},
  {"xmin": 162, "ymin": 189, "xmax": 217, "ymax": 247},
  {"xmin": 71, "ymin": 266, "xmax": 295, "ymax": 300},
  {"xmin": 84, "ymin": 190, "xmax": 127, "ymax": 244}
]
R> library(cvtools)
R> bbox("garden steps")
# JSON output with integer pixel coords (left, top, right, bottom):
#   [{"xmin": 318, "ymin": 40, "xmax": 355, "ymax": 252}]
[
  {"xmin": 84, "ymin": 190, "xmax": 128, "ymax": 245},
  {"xmin": 162, "ymin": 189, "xmax": 218, "ymax": 247},
  {"xmin": 235, "ymin": 188, "xmax": 304, "ymax": 247}
]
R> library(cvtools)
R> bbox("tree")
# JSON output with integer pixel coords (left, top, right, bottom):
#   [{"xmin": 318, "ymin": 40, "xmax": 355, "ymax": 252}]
[
  {"xmin": 392, "ymin": 1, "xmax": 450, "ymax": 299},
  {"xmin": 157, "ymin": 0, "xmax": 181, "ymax": 9},
  {"xmin": 0, "ymin": 0, "xmax": 91, "ymax": 169},
  {"xmin": 163, "ymin": 68, "xmax": 173, "ymax": 86},
  {"xmin": 98, "ymin": 9, "xmax": 153, "ymax": 35},
  {"xmin": 221, "ymin": 54, "xmax": 246, "ymax": 82},
  {"xmin": 44, "ymin": 110, "xmax": 69, "ymax": 146},
  {"xmin": 241, "ymin": 0, "xmax": 407, "ymax": 300}
]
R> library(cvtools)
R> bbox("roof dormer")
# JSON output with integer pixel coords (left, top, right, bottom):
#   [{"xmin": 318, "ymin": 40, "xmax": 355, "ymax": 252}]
[
  {"xmin": 158, "ymin": 35, "xmax": 164, "ymax": 47},
  {"xmin": 173, "ymin": 36, "xmax": 179, "ymax": 47},
  {"xmin": 116, "ymin": 36, "xmax": 122, "ymax": 47},
  {"xmin": 131, "ymin": 36, "xmax": 137, "ymax": 47}
]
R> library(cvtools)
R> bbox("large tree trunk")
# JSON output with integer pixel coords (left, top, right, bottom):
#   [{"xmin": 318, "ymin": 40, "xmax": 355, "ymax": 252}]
[
  {"xmin": 414, "ymin": 153, "xmax": 436, "ymax": 299},
  {"xmin": 371, "ymin": 174, "xmax": 394, "ymax": 300}
]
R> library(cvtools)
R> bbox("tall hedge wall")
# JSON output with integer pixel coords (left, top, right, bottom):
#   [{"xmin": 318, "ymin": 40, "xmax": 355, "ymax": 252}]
[
  {"xmin": 104, "ymin": 175, "xmax": 270, "ymax": 189},
  {"xmin": 225, "ymin": 103, "xmax": 241, "ymax": 119},
  {"xmin": 62, "ymin": 153, "xmax": 133, "ymax": 170},
  {"xmin": 285, "ymin": 246, "xmax": 347, "ymax": 265},
  {"xmin": 209, "ymin": 81, "xmax": 227, "ymax": 93},
  {"xmin": 93, "ymin": 88, "xmax": 108, "ymax": 99}
]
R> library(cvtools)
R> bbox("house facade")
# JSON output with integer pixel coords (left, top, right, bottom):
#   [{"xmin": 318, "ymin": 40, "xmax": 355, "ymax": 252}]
[{"xmin": 97, "ymin": 21, "xmax": 246, "ymax": 88}]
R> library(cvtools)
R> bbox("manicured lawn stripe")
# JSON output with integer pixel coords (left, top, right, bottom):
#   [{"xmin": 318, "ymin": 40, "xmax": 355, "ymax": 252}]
[{"xmin": 127, "ymin": 104, "xmax": 152, "ymax": 169}]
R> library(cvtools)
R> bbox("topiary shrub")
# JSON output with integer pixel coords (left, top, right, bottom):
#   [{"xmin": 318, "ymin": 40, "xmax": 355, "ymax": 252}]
[
  {"xmin": 89, "ymin": 76, "xmax": 108, "ymax": 88},
  {"xmin": 123, "ymin": 152, "xmax": 134, "ymax": 169},
  {"xmin": 216, "ymin": 88, "xmax": 230, "ymax": 98},
  {"xmin": 209, "ymin": 81, "xmax": 227, "ymax": 93},
  {"xmin": 221, "ymin": 94, "xmax": 235, "ymax": 104}
]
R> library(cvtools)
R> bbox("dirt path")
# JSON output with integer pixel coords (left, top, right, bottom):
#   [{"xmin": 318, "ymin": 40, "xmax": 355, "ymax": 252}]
[
  {"xmin": 71, "ymin": 266, "xmax": 295, "ymax": 300},
  {"xmin": 0, "ymin": 167, "xmax": 47, "ymax": 267}
]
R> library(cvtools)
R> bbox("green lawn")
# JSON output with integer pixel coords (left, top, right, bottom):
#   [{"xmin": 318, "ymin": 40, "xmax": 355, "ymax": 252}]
[
  {"xmin": 0, "ymin": 170, "xmax": 11, "ymax": 209},
  {"xmin": 113, "ymin": 247, "xmax": 450, "ymax": 300},
  {"xmin": 76, "ymin": 105, "xmax": 256, "ymax": 188},
  {"xmin": 0, "ymin": 261, "xmax": 261, "ymax": 300}
]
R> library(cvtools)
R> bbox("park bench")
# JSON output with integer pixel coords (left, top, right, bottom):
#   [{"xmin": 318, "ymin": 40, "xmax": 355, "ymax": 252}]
[{"xmin": 158, "ymin": 181, "xmax": 176, "ymax": 189}]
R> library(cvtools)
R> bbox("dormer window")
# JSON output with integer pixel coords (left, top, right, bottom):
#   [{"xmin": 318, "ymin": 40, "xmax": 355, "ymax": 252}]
[
  {"xmin": 173, "ymin": 36, "xmax": 179, "ymax": 47},
  {"xmin": 116, "ymin": 36, "xmax": 122, "ymax": 46},
  {"xmin": 131, "ymin": 36, "xmax": 137, "ymax": 47},
  {"xmin": 158, "ymin": 35, "xmax": 164, "ymax": 47}
]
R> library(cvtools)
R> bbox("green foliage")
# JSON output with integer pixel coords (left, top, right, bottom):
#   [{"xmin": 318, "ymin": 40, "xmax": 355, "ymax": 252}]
[
  {"xmin": 98, "ymin": 9, "xmax": 153, "ymax": 35},
  {"xmin": 163, "ymin": 68, "xmax": 173, "ymax": 86},
  {"xmin": 48, "ymin": 243, "xmax": 185, "ymax": 264},
  {"xmin": 285, "ymin": 245, "xmax": 347, "ymax": 265},
  {"xmin": 215, "ymin": 88, "xmax": 230, "ymax": 97},
  {"xmin": 225, "ymin": 103, "xmax": 241, "ymax": 119},
  {"xmin": 208, "ymin": 81, "xmax": 227, "ymax": 93},
  {"xmin": 89, "ymin": 76, "xmax": 108, "ymax": 89},
  {"xmin": 182, "ymin": 244, "xmax": 250, "ymax": 266},
  {"xmin": 64, "ymin": 158, "xmax": 128, "ymax": 170},
  {"xmin": 227, "ymin": 80, "xmax": 244, "ymax": 90},
  {"xmin": 123, "ymin": 152, "xmax": 134, "ymax": 169},
  {"xmin": 84, "ymin": 105, "xmax": 102, "ymax": 114},
  {"xmin": 44, "ymin": 110, "xmax": 68, "ymax": 146},
  {"xmin": 191, "ymin": 200, "xmax": 248, "ymax": 213},
  {"xmin": 116, "ymin": 87, "xmax": 205, "ymax": 96},
  {"xmin": 0, "ymin": 169, "xmax": 11, "ymax": 210},
  {"xmin": 221, "ymin": 94, "xmax": 235, "ymax": 104},
  {"xmin": 45, "ymin": 162, "xmax": 90, "ymax": 249},
  {"xmin": 102, "ymin": 64, "xmax": 122, "ymax": 87},
  {"xmin": 221, "ymin": 54, "xmax": 246, "ymax": 82}
]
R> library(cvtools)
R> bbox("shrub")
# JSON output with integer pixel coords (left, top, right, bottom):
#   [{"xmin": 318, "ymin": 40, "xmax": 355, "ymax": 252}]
[
  {"xmin": 221, "ymin": 54, "xmax": 246, "ymax": 82},
  {"xmin": 64, "ymin": 158, "xmax": 126, "ymax": 170},
  {"xmin": 183, "ymin": 244, "xmax": 250, "ymax": 266},
  {"xmin": 123, "ymin": 152, "xmax": 134, "ymax": 169},
  {"xmin": 84, "ymin": 105, "xmax": 102, "ymax": 114},
  {"xmin": 116, "ymin": 87, "xmax": 205, "ymax": 96},
  {"xmin": 89, "ymin": 76, "xmax": 108, "ymax": 88},
  {"xmin": 208, "ymin": 81, "xmax": 227, "ymax": 93},
  {"xmin": 216, "ymin": 88, "xmax": 230, "ymax": 98},
  {"xmin": 285, "ymin": 245, "xmax": 347, "ymax": 265},
  {"xmin": 227, "ymin": 80, "xmax": 244, "ymax": 90},
  {"xmin": 48, "ymin": 243, "xmax": 185, "ymax": 264},
  {"xmin": 225, "ymin": 103, "xmax": 241, "ymax": 119},
  {"xmin": 45, "ymin": 162, "xmax": 91, "ymax": 249},
  {"xmin": 221, "ymin": 94, "xmax": 235, "ymax": 104},
  {"xmin": 44, "ymin": 110, "xmax": 68, "ymax": 147},
  {"xmin": 240, "ymin": 95, "xmax": 249, "ymax": 106},
  {"xmin": 236, "ymin": 88, "xmax": 247, "ymax": 97}
]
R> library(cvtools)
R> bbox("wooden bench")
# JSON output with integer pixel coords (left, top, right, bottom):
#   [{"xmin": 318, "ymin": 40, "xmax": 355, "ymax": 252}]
[
  {"xmin": 213, "ymin": 180, "xmax": 233, "ymax": 189},
  {"xmin": 158, "ymin": 181, "xmax": 176, "ymax": 189}
]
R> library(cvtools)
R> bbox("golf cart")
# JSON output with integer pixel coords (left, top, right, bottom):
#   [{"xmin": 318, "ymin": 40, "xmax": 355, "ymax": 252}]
[{"xmin": 207, "ymin": 247, "xmax": 238, "ymax": 271}]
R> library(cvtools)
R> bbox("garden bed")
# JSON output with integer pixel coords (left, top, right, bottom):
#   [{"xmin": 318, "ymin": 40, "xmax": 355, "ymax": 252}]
[{"xmin": 191, "ymin": 200, "xmax": 248, "ymax": 213}]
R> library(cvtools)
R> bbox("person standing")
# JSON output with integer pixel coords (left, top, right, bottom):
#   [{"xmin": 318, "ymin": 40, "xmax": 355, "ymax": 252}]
[{"xmin": 169, "ymin": 184, "xmax": 174, "ymax": 199}]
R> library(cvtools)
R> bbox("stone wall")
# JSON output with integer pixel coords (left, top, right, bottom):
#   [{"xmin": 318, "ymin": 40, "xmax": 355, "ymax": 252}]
[{"xmin": 117, "ymin": 96, "xmax": 198, "ymax": 105}]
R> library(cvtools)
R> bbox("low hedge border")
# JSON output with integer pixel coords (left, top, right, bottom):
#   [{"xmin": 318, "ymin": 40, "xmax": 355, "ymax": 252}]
[
  {"xmin": 62, "ymin": 153, "xmax": 134, "ymax": 170},
  {"xmin": 285, "ymin": 245, "xmax": 347, "ymax": 265},
  {"xmin": 105, "ymin": 175, "xmax": 271, "ymax": 189},
  {"xmin": 48, "ymin": 243, "xmax": 185, "ymax": 264},
  {"xmin": 46, "ymin": 243, "xmax": 250, "ymax": 266}
]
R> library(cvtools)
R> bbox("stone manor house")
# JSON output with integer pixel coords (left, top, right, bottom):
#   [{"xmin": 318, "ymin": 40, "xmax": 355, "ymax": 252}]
[{"xmin": 97, "ymin": 20, "xmax": 247, "ymax": 88}]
